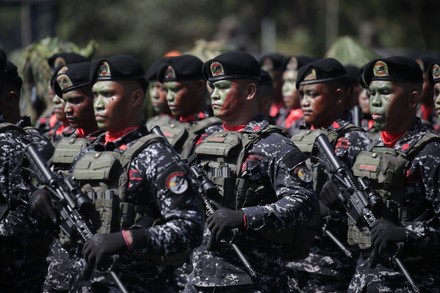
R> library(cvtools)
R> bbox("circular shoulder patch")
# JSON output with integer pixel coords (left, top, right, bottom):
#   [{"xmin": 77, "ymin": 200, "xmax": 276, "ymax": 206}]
[
  {"xmin": 293, "ymin": 165, "xmax": 313, "ymax": 184},
  {"xmin": 165, "ymin": 171, "xmax": 189, "ymax": 194}
]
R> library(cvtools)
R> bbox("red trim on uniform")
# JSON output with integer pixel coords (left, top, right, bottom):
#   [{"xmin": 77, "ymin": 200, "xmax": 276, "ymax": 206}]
[
  {"xmin": 270, "ymin": 102, "xmax": 284, "ymax": 117},
  {"xmin": 122, "ymin": 230, "xmax": 133, "ymax": 250},
  {"xmin": 243, "ymin": 213, "xmax": 247, "ymax": 230},
  {"xmin": 284, "ymin": 108, "xmax": 303, "ymax": 129},
  {"xmin": 105, "ymin": 126, "xmax": 139, "ymax": 144},
  {"xmin": 223, "ymin": 123, "xmax": 246, "ymax": 132},
  {"xmin": 380, "ymin": 131, "xmax": 405, "ymax": 148},
  {"xmin": 76, "ymin": 128, "xmax": 86, "ymax": 138}
]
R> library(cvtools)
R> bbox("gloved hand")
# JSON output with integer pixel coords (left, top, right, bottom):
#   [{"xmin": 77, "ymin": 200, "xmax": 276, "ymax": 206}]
[
  {"xmin": 206, "ymin": 201, "xmax": 246, "ymax": 242},
  {"xmin": 371, "ymin": 219, "xmax": 407, "ymax": 255},
  {"xmin": 29, "ymin": 189, "xmax": 57, "ymax": 225},
  {"xmin": 82, "ymin": 232, "xmax": 128, "ymax": 270}
]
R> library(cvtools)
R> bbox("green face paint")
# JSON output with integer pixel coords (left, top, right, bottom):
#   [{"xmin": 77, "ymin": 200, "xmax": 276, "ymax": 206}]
[
  {"xmin": 368, "ymin": 80, "xmax": 394, "ymax": 130},
  {"xmin": 210, "ymin": 80, "xmax": 233, "ymax": 116}
]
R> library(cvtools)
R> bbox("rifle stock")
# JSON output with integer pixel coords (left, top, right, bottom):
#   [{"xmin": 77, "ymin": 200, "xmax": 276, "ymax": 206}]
[{"xmin": 314, "ymin": 134, "xmax": 420, "ymax": 293}]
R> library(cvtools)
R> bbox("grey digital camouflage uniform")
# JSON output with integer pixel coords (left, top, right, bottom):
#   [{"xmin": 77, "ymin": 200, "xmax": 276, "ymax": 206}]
[
  {"xmin": 348, "ymin": 119, "xmax": 440, "ymax": 293},
  {"xmin": 186, "ymin": 117, "xmax": 316, "ymax": 292},
  {"xmin": 288, "ymin": 117, "xmax": 371, "ymax": 292},
  {"xmin": 0, "ymin": 119, "xmax": 54, "ymax": 293},
  {"xmin": 43, "ymin": 126, "xmax": 204, "ymax": 292}
]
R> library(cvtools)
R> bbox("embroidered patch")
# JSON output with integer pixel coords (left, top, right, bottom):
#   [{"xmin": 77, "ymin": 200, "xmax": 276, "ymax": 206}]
[
  {"xmin": 165, "ymin": 66, "xmax": 176, "ymax": 80},
  {"xmin": 210, "ymin": 62, "xmax": 224, "ymax": 77},
  {"xmin": 56, "ymin": 74, "xmax": 73, "ymax": 91},
  {"xmin": 432, "ymin": 64, "xmax": 440, "ymax": 80},
  {"xmin": 293, "ymin": 165, "xmax": 312, "ymax": 183},
  {"xmin": 165, "ymin": 171, "xmax": 188, "ymax": 194},
  {"xmin": 373, "ymin": 61, "xmax": 388, "ymax": 77},
  {"xmin": 304, "ymin": 68, "xmax": 316, "ymax": 81},
  {"xmin": 98, "ymin": 62, "xmax": 111, "ymax": 78}
]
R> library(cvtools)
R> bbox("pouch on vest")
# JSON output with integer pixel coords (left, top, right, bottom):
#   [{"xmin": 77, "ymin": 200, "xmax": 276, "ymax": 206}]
[{"xmin": 52, "ymin": 136, "xmax": 89, "ymax": 165}]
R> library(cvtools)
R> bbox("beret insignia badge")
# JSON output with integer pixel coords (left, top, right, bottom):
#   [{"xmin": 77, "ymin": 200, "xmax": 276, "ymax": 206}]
[
  {"xmin": 432, "ymin": 64, "xmax": 440, "ymax": 80},
  {"xmin": 98, "ymin": 62, "xmax": 111, "ymax": 78},
  {"xmin": 373, "ymin": 61, "xmax": 389, "ymax": 77},
  {"xmin": 56, "ymin": 74, "xmax": 73, "ymax": 91},
  {"xmin": 210, "ymin": 62, "xmax": 224, "ymax": 77},
  {"xmin": 304, "ymin": 68, "xmax": 317, "ymax": 81},
  {"xmin": 165, "ymin": 66, "xmax": 176, "ymax": 80}
]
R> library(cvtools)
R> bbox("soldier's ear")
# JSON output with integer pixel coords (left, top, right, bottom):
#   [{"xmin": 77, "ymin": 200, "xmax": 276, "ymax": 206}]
[
  {"xmin": 5, "ymin": 90, "xmax": 18, "ymax": 105},
  {"xmin": 408, "ymin": 90, "xmax": 419, "ymax": 109},
  {"xmin": 132, "ymin": 88, "xmax": 145, "ymax": 107},
  {"xmin": 246, "ymin": 82, "xmax": 257, "ymax": 101}
]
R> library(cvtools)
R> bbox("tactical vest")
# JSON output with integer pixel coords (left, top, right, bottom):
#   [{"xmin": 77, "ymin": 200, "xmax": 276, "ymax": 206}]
[
  {"xmin": 195, "ymin": 125, "xmax": 316, "ymax": 260},
  {"xmin": 348, "ymin": 132, "xmax": 440, "ymax": 248},
  {"xmin": 71, "ymin": 133, "xmax": 190, "ymax": 266},
  {"xmin": 160, "ymin": 116, "xmax": 221, "ymax": 159},
  {"xmin": 51, "ymin": 135, "xmax": 89, "ymax": 170},
  {"xmin": 291, "ymin": 124, "xmax": 359, "ymax": 193}
]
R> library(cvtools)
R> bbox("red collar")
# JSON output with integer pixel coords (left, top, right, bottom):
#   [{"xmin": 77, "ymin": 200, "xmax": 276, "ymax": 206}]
[
  {"xmin": 223, "ymin": 123, "xmax": 246, "ymax": 132},
  {"xmin": 179, "ymin": 112, "xmax": 206, "ymax": 123},
  {"xmin": 105, "ymin": 126, "xmax": 139, "ymax": 144},
  {"xmin": 76, "ymin": 128, "xmax": 86, "ymax": 138},
  {"xmin": 284, "ymin": 108, "xmax": 303, "ymax": 129},
  {"xmin": 380, "ymin": 130, "xmax": 405, "ymax": 147}
]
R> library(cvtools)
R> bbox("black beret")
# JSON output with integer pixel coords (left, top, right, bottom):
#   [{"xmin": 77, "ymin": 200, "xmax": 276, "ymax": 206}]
[
  {"xmin": 53, "ymin": 62, "xmax": 91, "ymax": 97},
  {"xmin": 3, "ymin": 60, "xmax": 21, "ymax": 86},
  {"xmin": 260, "ymin": 69, "xmax": 273, "ymax": 87},
  {"xmin": 0, "ymin": 49, "xmax": 6, "ymax": 73},
  {"xmin": 259, "ymin": 53, "xmax": 288, "ymax": 72},
  {"xmin": 415, "ymin": 56, "xmax": 438, "ymax": 74},
  {"xmin": 203, "ymin": 51, "xmax": 261, "ymax": 82},
  {"xmin": 157, "ymin": 55, "xmax": 203, "ymax": 83},
  {"xmin": 362, "ymin": 56, "xmax": 423, "ymax": 86},
  {"xmin": 90, "ymin": 54, "xmax": 147, "ymax": 90},
  {"xmin": 48, "ymin": 52, "xmax": 88, "ymax": 69},
  {"xmin": 283, "ymin": 55, "xmax": 316, "ymax": 72},
  {"xmin": 427, "ymin": 60, "xmax": 440, "ymax": 87},
  {"xmin": 296, "ymin": 58, "xmax": 349, "ymax": 89},
  {"xmin": 145, "ymin": 57, "xmax": 170, "ymax": 81},
  {"xmin": 345, "ymin": 64, "xmax": 360, "ymax": 86}
]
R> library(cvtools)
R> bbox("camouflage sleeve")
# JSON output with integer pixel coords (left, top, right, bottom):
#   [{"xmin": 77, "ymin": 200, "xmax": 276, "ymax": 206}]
[
  {"xmin": 242, "ymin": 137, "xmax": 316, "ymax": 232},
  {"xmin": 334, "ymin": 130, "xmax": 371, "ymax": 167},
  {"xmin": 404, "ymin": 142, "xmax": 440, "ymax": 254},
  {"xmin": 132, "ymin": 142, "xmax": 204, "ymax": 256}
]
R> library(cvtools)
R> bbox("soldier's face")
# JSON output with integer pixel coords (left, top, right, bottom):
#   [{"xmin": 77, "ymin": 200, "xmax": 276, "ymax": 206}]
[
  {"xmin": 282, "ymin": 69, "xmax": 301, "ymax": 109},
  {"xmin": 210, "ymin": 80, "xmax": 247, "ymax": 122},
  {"xmin": 52, "ymin": 94, "xmax": 67, "ymax": 122},
  {"xmin": 92, "ymin": 80, "xmax": 133, "ymax": 132},
  {"xmin": 433, "ymin": 83, "xmax": 440, "ymax": 120},
  {"xmin": 368, "ymin": 80, "xmax": 410, "ymax": 132},
  {"xmin": 299, "ymin": 83, "xmax": 338, "ymax": 128},
  {"xmin": 62, "ymin": 88, "xmax": 96, "ymax": 131},
  {"xmin": 148, "ymin": 81, "xmax": 169, "ymax": 114},
  {"xmin": 164, "ymin": 81, "xmax": 197, "ymax": 118},
  {"xmin": 358, "ymin": 88, "xmax": 370, "ymax": 115}
]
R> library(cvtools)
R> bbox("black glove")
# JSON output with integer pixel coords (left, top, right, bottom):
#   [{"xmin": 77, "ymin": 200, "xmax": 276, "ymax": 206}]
[
  {"xmin": 82, "ymin": 232, "xmax": 127, "ymax": 269},
  {"xmin": 29, "ymin": 189, "xmax": 57, "ymax": 225},
  {"xmin": 371, "ymin": 219, "xmax": 406, "ymax": 256},
  {"xmin": 206, "ymin": 201, "xmax": 245, "ymax": 242}
]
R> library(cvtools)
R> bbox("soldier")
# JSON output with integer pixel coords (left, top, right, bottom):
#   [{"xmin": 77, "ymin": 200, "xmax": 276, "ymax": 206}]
[
  {"xmin": 156, "ymin": 54, "xmax": 222, "ymax": 159},
  {"xmin": 288, "ymin": 58, "xmax": 371, "ymax": 292},
  {"xmin": 415, "ymin": 56, "xmax": 437, "ymax": 130},
  {"xmin": 184, "ymin": 50, "xmax": 316, "ymax": 292},
  {"xmin": 427, "ymin": 59, "xmax": 440, "ymax": 133},
  {"xmin": 277, "ymin": 55, "xmax": 315, "ymax": 136},
  {"xmin": 50, "ymin": 61, "xmax": 101, "ymax": 171},
  {"xmin": 30, "ymin": 54, "xmax": 204, "ymax": 292},
  {"xmin": 145, "ymin": 56, "xmax": 173, "ymax": 130},
  {"xmin": 0, "ymin": 54, "xmax": 54, "ymax": 292},
  {"xmin": 36, "ymin": 53, "xmax": 87, "ymax": 144},
  {"xmin": 348, "ymin": 56, "xmax": 440, "ymax": 292},
  {"xmin": 259, "ymin": 52, "xmax": 288, "ymax": 122}
]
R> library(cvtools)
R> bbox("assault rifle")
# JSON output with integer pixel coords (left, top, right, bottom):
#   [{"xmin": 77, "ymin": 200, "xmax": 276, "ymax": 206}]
[
  {"xmin": 313, "ymin": 134, "xmax": 420, "ymax": 293},
  {"xmin": 24, "ymin": 144, "xmax": 128, "ymax": 293},
  {"xmin": 150, "ymin": 125, "xmax": 257, "ymax": 278}
]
